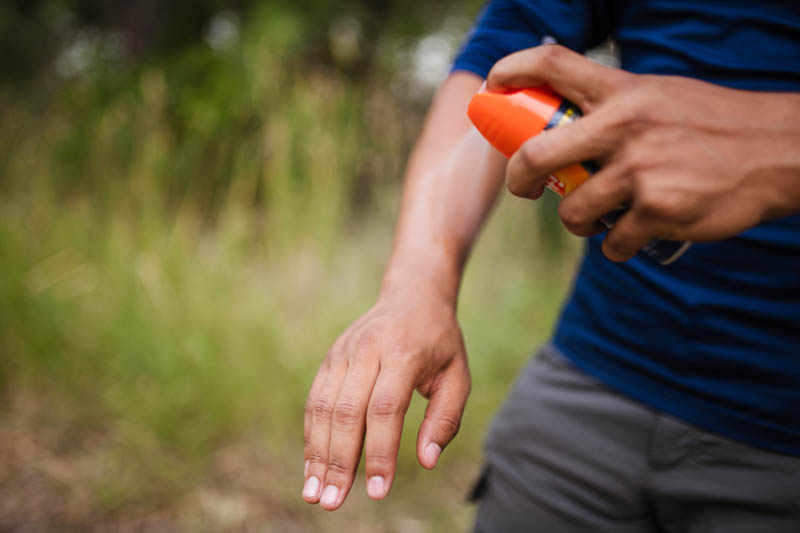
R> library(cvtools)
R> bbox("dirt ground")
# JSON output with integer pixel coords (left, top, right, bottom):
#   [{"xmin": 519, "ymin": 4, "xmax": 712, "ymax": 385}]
[{"xmin": 0, "ymin": 390, "xmax": 477, "ymax": 533}]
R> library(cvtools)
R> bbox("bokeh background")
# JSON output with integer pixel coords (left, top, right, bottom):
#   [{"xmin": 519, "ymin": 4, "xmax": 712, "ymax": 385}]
[{"xmin": 0, "ymin": 1, "xmax": 589, "ymax": 531}]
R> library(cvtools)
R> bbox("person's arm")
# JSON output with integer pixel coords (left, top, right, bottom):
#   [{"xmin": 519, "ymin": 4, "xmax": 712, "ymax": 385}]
[
  {"xmin": 488, "ymin": 45, "xmax": 800, "ymax": 260},
  {"xmin": 302, "ymin": 71, "xmax": 508, "ymax": 511},
  {"xmin": 384, "ymin": 73, "xmax": 508, "ymax": 305}
]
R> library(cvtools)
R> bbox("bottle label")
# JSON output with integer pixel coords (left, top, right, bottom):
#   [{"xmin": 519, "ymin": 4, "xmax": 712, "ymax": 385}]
[
  {"xmin": 543, "ymin": 99, "xmax": 691, "ymax": 264},
  {"xmin": 543, "ymin": 99, "xmax": 594, "ymax": 196}
]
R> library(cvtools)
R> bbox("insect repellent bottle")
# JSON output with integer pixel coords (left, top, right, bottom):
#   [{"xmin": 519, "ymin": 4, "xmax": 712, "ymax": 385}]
[{"xmin": 467, "ymin": 85, "xmax": 691, "ymax": 265}]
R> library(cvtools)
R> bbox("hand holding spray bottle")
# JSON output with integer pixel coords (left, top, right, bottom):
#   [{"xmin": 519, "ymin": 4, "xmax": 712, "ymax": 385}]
[{"xmin": 467, "ymin": 83, "xmax": 691, "ymax": 265}]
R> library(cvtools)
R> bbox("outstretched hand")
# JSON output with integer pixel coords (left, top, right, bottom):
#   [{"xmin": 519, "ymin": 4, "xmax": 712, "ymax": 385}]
[
  {"xmin": 487, "ymin": 45, "xmax": 800, "ymax": 261},
  {"xmin": 302, "ymin": 290, "xmax": 470, "ymax": 510}
]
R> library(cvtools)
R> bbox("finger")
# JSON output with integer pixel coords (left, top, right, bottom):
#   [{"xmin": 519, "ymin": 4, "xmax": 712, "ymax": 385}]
[
  {"xmin": 363, "ymin": 362, "xmax": 416, "ymax": 501},
  {"xmin": 319, "ymin": 359, "xmax": 380, "ymax": 511},
  {"xmin": 486, "ymin": 44, "xmax": 630, "ymax": 112},
  {"xmin": 416, "ymin": 357, "xmax": 470, "ymax": 471},
  {"xmin": 303, "ymin": 361, "xmax": 347, "ymax": 504},
  {"xmin": 601, "ymin": 210, "xmax": 654, "ymax": 262},
  {"xmin": 558, "ymin": 165, "xmax": 633, "ymax": 236},
  {"xmin": 505, "ymin": 113, "xmax": 612, "ymax": 199},
  {"xmin": 304, "ymin": 362, "xmax": 329, "ymax": 475}
]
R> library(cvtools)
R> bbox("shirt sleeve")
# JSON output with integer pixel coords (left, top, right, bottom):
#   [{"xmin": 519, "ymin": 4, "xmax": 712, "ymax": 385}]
[{"xmin": 451, "ymin": 0, "xmax": 617, "ymax": 79}]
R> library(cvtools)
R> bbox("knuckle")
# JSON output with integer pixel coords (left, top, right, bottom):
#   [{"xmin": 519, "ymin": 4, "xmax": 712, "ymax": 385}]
[
  {"xmin": 615, "ymin": 98, "xmax": 656, "ymax": 134},
  {"xmin": 536, "ymin": 44, "xmax": 567, "ymax": 69},
  {"xmin": 333, "ymin": 400, "xmax": 363, "ymax": 427},
  {"xmin": 368, "ymin": 395, "xmax": 403, "ymax": 422},
  {"xmin": 352, "ymin": 347, "xmax": 376, "ymax": 367},
  {"xmin": 436, "ymin": 413, "xmax": 462, "ymax": 438},
  {"xmin": 506, "ymin": 174, "xmax": 529, "ymax": 197},
  {"xmin": 616, "ymin": 145, "xmax": 650, "ymax": 176},
  {"xmin": 307, "ymin": 450, "xmax": 327, "ymax": 465},
  {"xmin": 518, "ymin": 141, "xmax": 543, "ymax": 174},
  {"xmin": 312, "ymin": 397, "xmax": 334, "ymax": 422},
  {"xmin": 326, "ymin": 457, "xmax": 354, "ymax": 477},
  {"xmin": 558, "ymin": 199, "xmax": 584, "ymax": 229},
  {"xmin": 507, "ymin": 154, "xmax": 540, "ymax": 197},
  {"xmin": 637, "ymin": 192, "xmax": 675, "ymax": 220},
  {"xmin": 365, "ymin": 451, "xmax": 395, "ymax": 471},
  {"xmin": 605, "ymin": 68, "xmax": 636, "ymax": 92},
  {"xmin": 605, "ymin": 231, "xmax": 628, "ymax": 250},
  {"xmin": 355, "ymin": 329, "xmax": 378, "ymax": 350},
  {"xmin": 655, "ymin": 193, "xmax": 683, "ymax": 220},
  {"xmin": 352, "ymin": 331, "xmax": 381, "ymax": 362},
  {"xmin": 489, "ymin": 59, "xmax": 513, "ymax": 83},
  {"xmin": 604, "ymin": 233, "xmax": 634, "ymax": 256},
  {"xmin": 305, "ymin": 397, "xmax": 316, "ymax": 418},
  {"xmin": 328, "ymin": 338, "xmax": 345, "ymax": 358}
]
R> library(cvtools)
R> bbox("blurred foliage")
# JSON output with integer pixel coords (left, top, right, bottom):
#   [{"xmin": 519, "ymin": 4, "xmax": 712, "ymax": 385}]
[
  {"xmin": 0, "ymin": 1, "xmax": 580, "ymax": 530},
  {"xmin": 0, "ymin": 0, "xmax": 483, "ymax": 82}
]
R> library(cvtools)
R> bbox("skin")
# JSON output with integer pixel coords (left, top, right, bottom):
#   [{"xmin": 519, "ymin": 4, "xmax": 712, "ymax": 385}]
[
  {"xmin": 302, "ymin": 44, "xmax": 800, "ymax": 511},
  {"xmin": 302, "ymin": 71, "xmax": 505, "ymax": 510},
  {"xmin": 492, "ymin": 46, "xmax": 800, "ymax": 260}
]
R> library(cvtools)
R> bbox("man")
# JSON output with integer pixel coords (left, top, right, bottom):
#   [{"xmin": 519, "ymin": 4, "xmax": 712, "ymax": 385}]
[{"xmin": 302, "ymin": 1, "xmax": 800, "ymax": 530}]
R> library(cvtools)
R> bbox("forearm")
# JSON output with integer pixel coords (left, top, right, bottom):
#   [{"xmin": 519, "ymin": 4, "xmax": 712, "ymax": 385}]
[
  {"xmin": 303, "ymin": 74, "xmax": 494, "ymax": 508},
  {"xmin": 381, "ymin": 73, "xmax": 507, "ymax": 304}
]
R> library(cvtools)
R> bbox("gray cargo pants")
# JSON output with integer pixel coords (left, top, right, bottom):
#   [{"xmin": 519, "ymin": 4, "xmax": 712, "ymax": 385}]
[{"xmin": 471, "ymin": 345, "xmax": 800, "ymax": 532}]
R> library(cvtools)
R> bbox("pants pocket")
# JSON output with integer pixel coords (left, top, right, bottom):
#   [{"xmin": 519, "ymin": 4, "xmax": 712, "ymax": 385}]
[{"xmin": 467, "ymin": 464, "xmax": 491, "ymax": 503}]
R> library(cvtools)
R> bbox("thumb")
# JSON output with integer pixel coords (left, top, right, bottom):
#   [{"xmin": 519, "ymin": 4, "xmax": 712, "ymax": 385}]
[
  {"xmin": 486, "ymin": 44, "xmax": 629, "ymax": 112},
  {"xmin": 416, "ymin": 359, "xmax": 471, "ymax": 470}
]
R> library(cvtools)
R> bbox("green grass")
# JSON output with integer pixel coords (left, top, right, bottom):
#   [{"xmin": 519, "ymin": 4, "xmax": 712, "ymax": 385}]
[
  {"xmin": 0, "ymin": 191, "xmax": 581, "ymax": 531},
  {"xmin": 0, "ymin": 9, "xmax": 583, "ymax": 530}
]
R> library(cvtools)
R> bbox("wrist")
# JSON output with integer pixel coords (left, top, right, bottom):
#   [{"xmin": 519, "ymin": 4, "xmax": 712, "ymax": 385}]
[
  {"xmin": 745, "ymin": 93, "xmax": 800, "ymax": 219},
  {"xmin": 380, "ymin": 245, "xmax": 463, "ymax": 307}
]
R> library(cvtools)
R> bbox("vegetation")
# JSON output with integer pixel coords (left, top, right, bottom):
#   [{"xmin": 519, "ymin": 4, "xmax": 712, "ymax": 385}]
[{"xmin": 0, "ymin": 2, "xmax": 581, "ymax": 530}]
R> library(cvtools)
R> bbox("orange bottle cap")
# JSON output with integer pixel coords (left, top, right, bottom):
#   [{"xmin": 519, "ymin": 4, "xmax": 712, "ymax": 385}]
[{"xmin": 467, "ymin": 85, "xmax": 562, "ymax": 158}]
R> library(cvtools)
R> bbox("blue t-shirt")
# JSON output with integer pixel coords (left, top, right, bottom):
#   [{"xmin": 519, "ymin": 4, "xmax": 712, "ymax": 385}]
[{"xmin": 453, "ymin": 0, "xmax": 800, "ymax": 455}]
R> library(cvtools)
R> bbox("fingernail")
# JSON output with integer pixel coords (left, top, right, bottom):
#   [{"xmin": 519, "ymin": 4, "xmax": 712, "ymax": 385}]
[
  {"xmin": 320, "ymin": 485, "xmax": 339, "ymax": 507},
  {"xmin": 304, "ymin": 460, "xmax": 309, "ymax": 477},
  {"xmin": 367, "ymin": 475, "xmax": 385, "ymax": 499},
  {"xmin": 302, "ymin": 476, "xmax": 320, "ymax": 499},
  {"xmin": 425, "ymin": 442, "xmax": 442, "ymax": 467}
]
